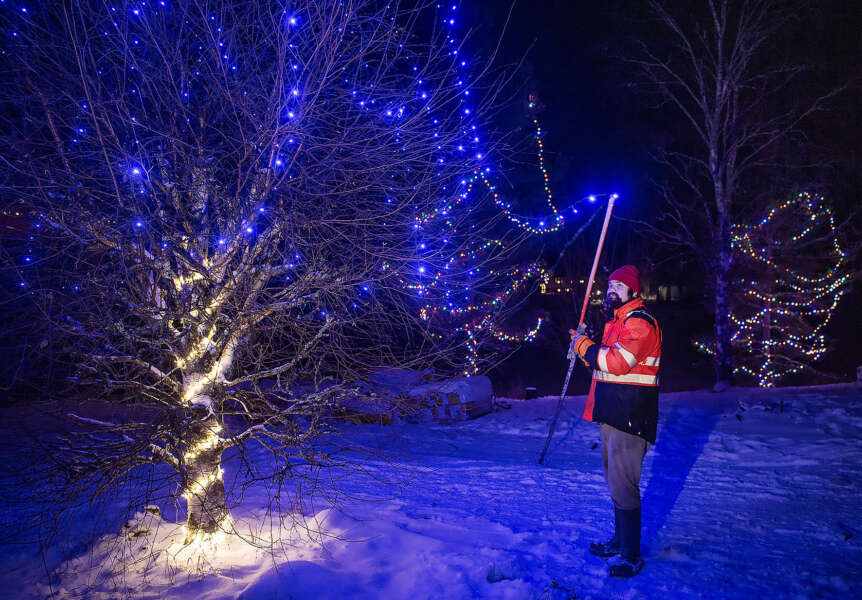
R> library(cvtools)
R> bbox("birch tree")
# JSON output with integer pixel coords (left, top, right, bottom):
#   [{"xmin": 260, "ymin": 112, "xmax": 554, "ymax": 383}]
[
  {"xmin": 0, "ymin": 0, "xmax": 534, "ymax": 540},
  {"xmin": 623, "ymin": 0, "xmax": 846, "ymax": 389}
]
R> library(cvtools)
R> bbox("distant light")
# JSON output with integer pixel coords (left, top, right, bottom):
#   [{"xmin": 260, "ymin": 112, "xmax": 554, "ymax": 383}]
[
  {"xmin": 134, "ymin": 221, "xmax": 143, "ymax": 228},
  {"xmin": 418, "ymin": 266, "xmax": 426, "ymax": 273},
  {"xmin": 131, "ymin": 167, "xmax": 141, "ymax": 176},
  {"xmin": 246, "ymin": 227, "xmax": 253, "ymax": 233},
  {"xmin": 611, "ymin": 193, "xmax": 619, "ymax": 200},
  {"xmin": 275, "ymin": 158, "xmax": 283, "ymax": 166},
  {"xmin": 287, "ymin": 111, "xmax": 295, "ymax": 119},
  {"xmin": 588, "ymin": 195, "xmax": 596, "ymax": 202},
  {"xmin": 218, "ymin": 238, "xmax": 226, "ymax": 245},
  {"xmin": 289, "ymin": 16, "xmax": 297, "ymax": 25}
]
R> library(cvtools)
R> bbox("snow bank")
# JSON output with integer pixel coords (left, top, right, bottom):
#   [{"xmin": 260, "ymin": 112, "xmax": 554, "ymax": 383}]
[
  {"xmin": 2, "ymin": 383, "xmax": 861, "ymax": 599},
  {"xmin": 40, "ymin": 508, "xmax": 344, "ymax": 599}
]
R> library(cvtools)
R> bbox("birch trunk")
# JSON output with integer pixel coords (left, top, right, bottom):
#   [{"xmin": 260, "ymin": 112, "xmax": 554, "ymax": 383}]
[
  {"xmin": 713, "ymin": 209, "xmax": 734, "ymax": 390},
  {"xmin": 183, "ymin": 413, "xmax": 228, "ymax": 541}
]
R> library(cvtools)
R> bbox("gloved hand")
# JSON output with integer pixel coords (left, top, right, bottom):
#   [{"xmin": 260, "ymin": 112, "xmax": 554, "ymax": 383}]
[
  {"xmin": 566, "ymin": 323, "xmax": 593, "ymax": 364},
  {"xmin": 567, "ymin": 324, "xmax": 588, "ymax": 361}
]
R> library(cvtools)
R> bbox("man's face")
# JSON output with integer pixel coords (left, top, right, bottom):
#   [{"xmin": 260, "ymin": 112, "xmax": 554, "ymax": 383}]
[{"xmin": 607, "ymin": 280, "xmax": 632, "ymax": 305}]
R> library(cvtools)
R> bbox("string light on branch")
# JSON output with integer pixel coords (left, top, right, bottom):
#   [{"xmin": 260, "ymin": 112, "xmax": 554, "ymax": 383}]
[
  {"xmin": 415, "ymin": 105, "xmax": 615, "ymax": 235},
  {"xmin": 398, "ymin": 86, "xmax": 619, "ymax": 372},
  {"xmin": 698, "ymin": 192, "xmax": 849, "ymax": 388}
]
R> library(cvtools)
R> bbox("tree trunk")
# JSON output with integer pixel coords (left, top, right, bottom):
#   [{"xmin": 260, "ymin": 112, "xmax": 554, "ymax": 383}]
[
  {"xmin": 713, "ymin": 211, "xmax": 735, "ymax": 391},
  {"xmin": 183, "ymin": 414, "xmax": 228, "ymax": 541}
]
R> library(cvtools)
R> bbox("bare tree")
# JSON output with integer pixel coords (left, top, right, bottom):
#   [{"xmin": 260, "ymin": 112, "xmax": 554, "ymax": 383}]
[
  {"xmin": 621, "ymin": 0, "xmax": 848, "ymax": 389},
  {"xmin": 0, "ymin": 0, "xmax": 539, "ymax": 541}
]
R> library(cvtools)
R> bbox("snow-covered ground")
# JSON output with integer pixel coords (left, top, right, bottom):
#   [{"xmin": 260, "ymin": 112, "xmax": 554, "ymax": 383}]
[{"xmin": 1, "ymin": 383, "xmax": 860, "ymax": 599}]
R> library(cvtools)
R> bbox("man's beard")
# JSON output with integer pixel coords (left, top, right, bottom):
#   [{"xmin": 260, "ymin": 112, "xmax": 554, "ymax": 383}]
[{"xmin": 603, "ymin": 292, "xmax": 625, "ymax": 318}]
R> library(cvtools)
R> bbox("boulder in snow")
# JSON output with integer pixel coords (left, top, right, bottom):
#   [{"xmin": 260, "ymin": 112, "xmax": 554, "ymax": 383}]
[
  {"xmin": 335, "ymin": 370, "xmax": 493, "ymax": 425},
  {"xmin": 405, "ymin": 375, "xmax": 493, "ymax": 423}
]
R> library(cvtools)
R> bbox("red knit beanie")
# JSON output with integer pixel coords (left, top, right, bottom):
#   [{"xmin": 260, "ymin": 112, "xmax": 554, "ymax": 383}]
[{"xmin": 608, "ymin": 265, "xmax": 640, "ymax": 295}]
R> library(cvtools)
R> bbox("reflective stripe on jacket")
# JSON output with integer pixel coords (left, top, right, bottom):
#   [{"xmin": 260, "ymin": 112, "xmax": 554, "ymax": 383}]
[{"xmin": 582, "ymin": 297, "xmax": 662, "ymax": 443}]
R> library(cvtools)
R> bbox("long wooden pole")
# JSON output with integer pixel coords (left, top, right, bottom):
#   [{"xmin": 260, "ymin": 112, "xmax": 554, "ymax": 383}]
[
  {"xmin": 539, "ymin": 196, "xmax": 615, "ymax": 465},
  {"xmin": 578, "ymin": 196, "xmax": 615, "ymax": 327}
]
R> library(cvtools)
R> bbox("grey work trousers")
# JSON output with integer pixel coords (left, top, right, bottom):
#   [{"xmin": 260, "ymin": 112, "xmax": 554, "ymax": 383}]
[{"xmin": 600, "ymin": 423, "xmax": 648, "ymax": 510}]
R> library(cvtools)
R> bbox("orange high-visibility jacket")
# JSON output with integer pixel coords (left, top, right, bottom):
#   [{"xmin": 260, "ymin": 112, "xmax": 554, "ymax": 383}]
[{"xmin": 580, "ymin": 297, "xmax": 662, "ymax": 443}]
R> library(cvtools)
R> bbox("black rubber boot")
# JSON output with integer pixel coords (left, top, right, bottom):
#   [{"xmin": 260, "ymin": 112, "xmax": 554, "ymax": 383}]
[
  {"xmin": 589, "ymin": 506, "xmax": 622, "ymax": 558},
  {"xmin": 608, "ymin": 507, "xmax": 644, "ymax": 578}
]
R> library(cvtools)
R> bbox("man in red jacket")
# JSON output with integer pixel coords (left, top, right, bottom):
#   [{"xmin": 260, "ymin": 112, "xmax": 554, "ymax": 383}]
[{"xmin": 568, "ymin": 265, "xmax": 662, "ymax": 578}]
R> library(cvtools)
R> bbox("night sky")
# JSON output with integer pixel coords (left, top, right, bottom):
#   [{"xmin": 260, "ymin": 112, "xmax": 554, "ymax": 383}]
[
  {"xmin": 463, "ymin": 0, "xmax": 860, "ymax": 222},
  {"xmin": 468, "ymin": 1, "xmax": 648, "ymax": 209}
]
